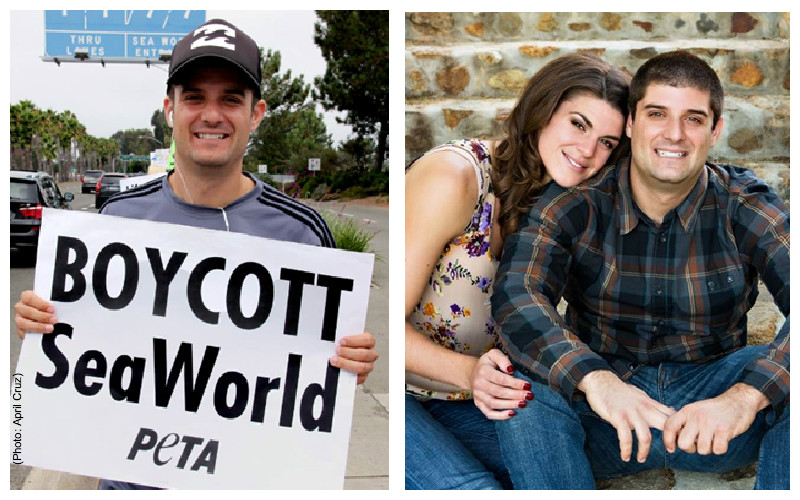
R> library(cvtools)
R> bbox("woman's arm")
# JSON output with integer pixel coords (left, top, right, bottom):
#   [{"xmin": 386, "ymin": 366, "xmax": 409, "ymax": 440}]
[
  {"xmin": 405, "ymin": 150, "xmax": 480, "ymax": 386},
  {"xmin": 405, "ymin": 150, "xmax": 531, "ymax": 419}
]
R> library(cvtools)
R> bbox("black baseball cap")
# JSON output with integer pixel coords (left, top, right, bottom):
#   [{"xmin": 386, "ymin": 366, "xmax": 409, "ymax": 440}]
[{"xmin": 168, "ymin": 19, "xmax": 262, "ymax": 99}]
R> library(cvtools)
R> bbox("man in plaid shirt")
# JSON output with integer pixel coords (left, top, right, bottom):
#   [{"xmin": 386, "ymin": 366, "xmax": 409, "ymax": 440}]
[{"xmin": 491, "ymin": 51, "xmax": 788, "ymax": 489}]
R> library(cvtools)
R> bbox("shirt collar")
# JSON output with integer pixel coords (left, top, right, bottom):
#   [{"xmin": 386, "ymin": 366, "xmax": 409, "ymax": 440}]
[
  {"xmin": 616, "ymin": 157, "xmax": 710, "ymax": 235},
  {"xmin": 164, "ymin": 170, "xmax": 259, "ymax": 209},
  {"xmin": 616, "ymin": 157, "xmax": 638, "ymax": 235},
  {"xmin": 675, "ymin": 165, "xmax": 708, "ymax": 232}
]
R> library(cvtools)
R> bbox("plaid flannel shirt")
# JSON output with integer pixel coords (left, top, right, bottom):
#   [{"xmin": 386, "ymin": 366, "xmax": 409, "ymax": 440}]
[{"xmin": 492, "ymin": 157, "xmax": 790, "ymax": 414}]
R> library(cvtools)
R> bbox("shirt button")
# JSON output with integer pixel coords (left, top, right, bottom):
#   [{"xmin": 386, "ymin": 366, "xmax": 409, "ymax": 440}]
[
  {"xmin": 659, "ymin": 233, "xmax": 667, "ymax": 243},
  {"xmin": 708, "ymin": 281, "xmax": 716, "ymax": 290}
]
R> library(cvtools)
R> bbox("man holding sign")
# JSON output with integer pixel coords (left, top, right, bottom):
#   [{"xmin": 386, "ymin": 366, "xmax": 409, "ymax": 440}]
[{"xmin": 14, "ymin": 18, "xmax": 377, "ymax": 489}]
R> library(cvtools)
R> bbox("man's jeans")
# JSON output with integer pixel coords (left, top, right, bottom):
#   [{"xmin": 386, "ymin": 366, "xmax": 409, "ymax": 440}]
[
  {"xmin": 496, "ymin": 346, "xmax": 789, "ymax": 489},
  {"xmin": 405, "ymin": 393, "xmax": 511, "ymax": 489}
]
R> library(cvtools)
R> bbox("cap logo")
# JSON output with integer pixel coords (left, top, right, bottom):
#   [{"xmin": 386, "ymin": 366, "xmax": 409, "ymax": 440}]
[{"xmin": 189, "ymin": 23, "xmax": 236, "ymax": 51}]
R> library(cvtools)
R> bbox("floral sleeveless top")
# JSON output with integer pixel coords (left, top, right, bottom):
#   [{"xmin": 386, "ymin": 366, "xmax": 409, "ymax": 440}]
[{"xmin": 406, "ymin": 139, "xmax": 500, "ymax": 401}]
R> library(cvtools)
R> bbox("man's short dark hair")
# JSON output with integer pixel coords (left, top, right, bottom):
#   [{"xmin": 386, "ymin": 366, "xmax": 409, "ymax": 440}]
[{"xmin": 629, "ymin": 50, "xmax": 724, "ymax": 129}]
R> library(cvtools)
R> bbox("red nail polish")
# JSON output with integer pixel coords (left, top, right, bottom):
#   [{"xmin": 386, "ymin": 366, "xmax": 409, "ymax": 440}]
[
  {"xmin": 506, "ymin": 365, "xmax": 515, "ymax": 374},
  {"xmin": 508, "ymin": 410, "xmax": 517, "ymax": 417},
  {"xmin": 525, "ymin": 392, "xmax": 534, "ymax": 400},
  {"xmin": 522, "ymin": 382, "xmax": 531, "ymax": 390},
  {"xmin": 518, "ymin": 401, "xmax": 527, "ymax": 409}
]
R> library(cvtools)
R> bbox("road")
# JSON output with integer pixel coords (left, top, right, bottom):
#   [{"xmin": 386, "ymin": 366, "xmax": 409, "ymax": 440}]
[{"xmin": 10, "ymin": 183, "xmax": 390, "ymax": 489}]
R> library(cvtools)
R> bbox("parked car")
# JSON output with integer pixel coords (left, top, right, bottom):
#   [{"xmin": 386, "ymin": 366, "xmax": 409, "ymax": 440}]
[
  {"xmin": 10, "ymin": 171, "xmax": 74, "ymax": 252},
  {"xmin": 81, "ymin": 169, "xmax": 104, "ymax": 193},
  {"xmin": 95, "ymin": 173, "xmax": 128, "ymax": 210}
]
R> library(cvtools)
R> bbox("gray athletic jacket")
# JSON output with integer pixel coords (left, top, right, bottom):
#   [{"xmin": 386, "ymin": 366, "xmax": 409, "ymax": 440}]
[{"xmin": 100, "ymin": 172, "xmax": 335, "ymax": 248}]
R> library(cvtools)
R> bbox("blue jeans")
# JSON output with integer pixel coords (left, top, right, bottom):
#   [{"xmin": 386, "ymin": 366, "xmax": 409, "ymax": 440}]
[
  {"xmin": 405, "ymin": 393, "xmax": 511, "ymax": 489},
  {"xmin": 496, "ymin": 346, "xmax": 789, "ymax": 489}
]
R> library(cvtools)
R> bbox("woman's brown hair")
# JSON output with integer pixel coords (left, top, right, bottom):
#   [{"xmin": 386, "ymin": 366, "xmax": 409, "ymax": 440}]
[{"xmin": 493, "ymin": 53, "xmax": 631, "ymax": 238}]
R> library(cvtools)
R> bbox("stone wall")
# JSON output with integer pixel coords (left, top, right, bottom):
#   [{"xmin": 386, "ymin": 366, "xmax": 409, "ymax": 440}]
[
  {"xmin": 405, "ymin": 12, "xmax": 787, "ymax": 368},
  {"xmin": 405, "ymin": 12, "xmax": 789, "ymax": 202}
]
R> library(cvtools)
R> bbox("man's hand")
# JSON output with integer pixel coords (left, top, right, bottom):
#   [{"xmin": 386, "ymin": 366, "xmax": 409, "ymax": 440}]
[
  {"xmin": 14, "ymin": 290, "xmax": 57, "ymax": 339},
  {"xmin": 579, "ymin": 370, "xmax": 676, "ymax": 464},
  {"xmin": 329, "ymin": 331, "xmax": 378, "ymax": 385},
  {"xmin": 663, "ymin": 383, "xmax": 768, "ymax": 455},
  {"xmin": 471, "ymin": 349, "xmax": 533, "ymax": 420}
]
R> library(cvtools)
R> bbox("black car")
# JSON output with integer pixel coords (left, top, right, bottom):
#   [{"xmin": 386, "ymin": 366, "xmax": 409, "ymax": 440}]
[
  {"xmin": 81, "ymin": 169, "xmax": 104, "ymax": 193},
  {"xmin": 94, "ymin": 173, "xmax": 128, "ymax": 210},
  {"xmin": 10, "ymin": 171, "xmax": 74, "ymax": 252}
]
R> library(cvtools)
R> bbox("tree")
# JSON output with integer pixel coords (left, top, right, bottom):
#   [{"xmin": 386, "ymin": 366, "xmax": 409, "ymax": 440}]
[
  {"xmin": 314, "ymin": 11, "xmax": 389, "ymax": 171},
  {"xmin": 341, "ymin": 135, "xmax": 375, "ymax": 170},
  {"xmin": 112, "ymin": 128, "xmax": 159, "ymax": 155},
  {"xmin": 80, "ymin": 137, "xmax": 119, "ymax": 168},
  {"xmin": 11, "ymin": 101, "xmax": 124, "ymax": 172},
  {"xmin": 150, "ymin": 109, "xmax": 172, "ymax": 149},
  {"xmin": 10, "ymin": 100, "xmax": 40, "ymax": 149},
  {"xmin": 246, "ymin": 49, "xmax": 331, "ymax": 172},
  {"xmin": 10, "ymin": 101, "xmax": 87, "ymax": 161}
]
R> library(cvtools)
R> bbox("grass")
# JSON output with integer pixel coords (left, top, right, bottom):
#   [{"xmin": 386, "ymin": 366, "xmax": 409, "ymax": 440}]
[{"xmin": 322, "ymin": 209, "xmax": 378, "ymax": 254}]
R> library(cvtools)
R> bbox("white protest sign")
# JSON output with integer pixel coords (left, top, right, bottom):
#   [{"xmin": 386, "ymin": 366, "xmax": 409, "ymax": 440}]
[
  {"xmin": 11, "ymin": 209, "xmax": 374, "ymax": 489},
  {"xmin": 120, "ymin": 172, "xmax": 167, "ymax": 192}
]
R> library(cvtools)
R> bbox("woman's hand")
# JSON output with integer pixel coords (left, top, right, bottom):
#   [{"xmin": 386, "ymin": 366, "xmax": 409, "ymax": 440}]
[{"xmin": 471, "ymin": 349, "xmax": 533, "ymax": 420}]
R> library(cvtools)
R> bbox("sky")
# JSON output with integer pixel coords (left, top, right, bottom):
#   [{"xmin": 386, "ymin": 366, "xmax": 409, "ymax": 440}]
[{"xmin": 9, "ymin": 10, "xmax": 352, "ymax": 145}]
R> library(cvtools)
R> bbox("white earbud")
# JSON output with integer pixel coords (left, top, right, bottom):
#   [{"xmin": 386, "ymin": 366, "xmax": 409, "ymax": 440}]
[{"xmin": 168, "ymin": 111, "xmax": 173, "ymax": 126}]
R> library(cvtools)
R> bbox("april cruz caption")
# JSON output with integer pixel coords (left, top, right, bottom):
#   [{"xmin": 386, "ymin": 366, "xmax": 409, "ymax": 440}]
[{"xmin": 12, "ymin": 373, "xmax": 24, "ymax": 464}]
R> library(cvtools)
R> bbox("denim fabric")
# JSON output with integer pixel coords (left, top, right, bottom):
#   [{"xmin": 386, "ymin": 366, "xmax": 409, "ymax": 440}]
[
  {"xmin": 405, "ymin": 394, "xmax": 510, "ymax": 489},
  {"xmin": 496, "ymin": 346, "xmax": 789, "ymax": 490}
]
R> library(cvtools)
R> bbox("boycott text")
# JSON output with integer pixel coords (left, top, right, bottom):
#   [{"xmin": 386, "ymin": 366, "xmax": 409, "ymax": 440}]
[{"xmin": 51, "ymin": 236, "xmax": 354, "ymax": 341}]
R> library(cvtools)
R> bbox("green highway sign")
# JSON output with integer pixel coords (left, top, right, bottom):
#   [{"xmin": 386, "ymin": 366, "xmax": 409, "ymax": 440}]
[{"xmin": 119, "ymin": 154, "xmax": 150, "ymax": 161}]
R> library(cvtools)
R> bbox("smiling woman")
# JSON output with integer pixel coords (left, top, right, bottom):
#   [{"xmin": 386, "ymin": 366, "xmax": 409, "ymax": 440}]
[
  {"xmin": 535, "ymin": 94, "xmax": 623, "ymax": 189},
  {"xmin": 404, "ymin": 53, "xmax": 632, "ymax": 490}
]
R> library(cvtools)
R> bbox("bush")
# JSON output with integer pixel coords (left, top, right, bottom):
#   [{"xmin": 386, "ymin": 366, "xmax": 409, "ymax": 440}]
[
  {"xmin": 322, "ymin": 210, "xmax": 377, "ymax": 253},
  {"xmin": 258, "ymin": 167, "xmax": 389, "ymax": 199},
  {"xmin": 302, "ymin": 176, "xmax": 324, "ymax": 196},
  {"xmin": 339, "ymin": 186, "xmax": 370, "ymax": 199}
]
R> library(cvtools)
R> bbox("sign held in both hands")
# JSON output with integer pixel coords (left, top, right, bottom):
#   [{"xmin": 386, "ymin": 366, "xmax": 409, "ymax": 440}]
[{"xmin": 12, "ymin": 209, "xmax": 373, "ymax": 489}]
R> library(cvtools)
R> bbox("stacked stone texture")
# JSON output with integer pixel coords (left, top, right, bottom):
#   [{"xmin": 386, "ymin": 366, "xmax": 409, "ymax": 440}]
[
  {"xmin": 405, "ymin": 13, "xmax": 788, "ymax": 488},
  {"xmin": 405, "ymin": 12, "xmax": 789, "ymax": 202}
]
